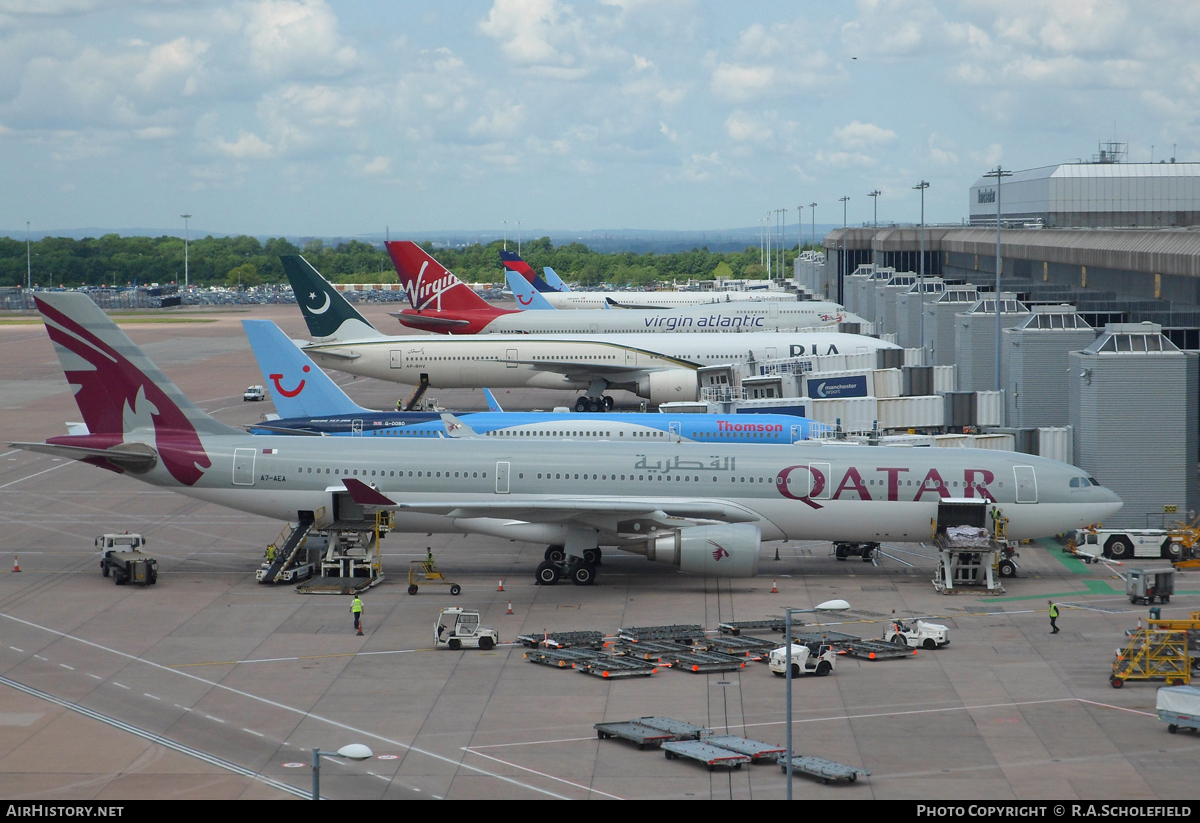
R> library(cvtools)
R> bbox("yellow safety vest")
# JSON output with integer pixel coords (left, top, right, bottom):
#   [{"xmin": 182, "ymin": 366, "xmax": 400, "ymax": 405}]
[
  {"xmin": 1049, "ymin": 604, "xmax": 1059, "ymax": 618},
  {"xmin": 351, "ymin": 598, "xmax": 363, "ymax": 613}
]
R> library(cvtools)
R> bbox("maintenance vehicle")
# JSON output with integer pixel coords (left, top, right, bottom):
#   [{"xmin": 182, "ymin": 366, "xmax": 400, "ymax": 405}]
[
  {"xmin": 885, "ymin": 618, "xmax": 950, "ymax": 650},
  {"xmin": 243, "ymin": 385, "xmax": 266, "ymax": 401},
  {"xmin": 768, "ymin": 642, "xmax": 835, "ymax": 677},
  {"xmin": 1071, "ymin": 527, "xmax": 1185, "ymax": 562},
  {"xmin": 434, "ymin": 608, "xmax": 498, "ymax": 651},
  {"xmin": 96, "ymin": 533, "xmax": 157, "ymax": 586},
  {"xmin": 1157, "ymin": 686, "xmax": 1200, "ymax": 734}
]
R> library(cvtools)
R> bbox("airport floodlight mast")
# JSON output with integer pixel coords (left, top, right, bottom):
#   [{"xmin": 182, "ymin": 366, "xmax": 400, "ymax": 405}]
[
  {"xmin": 838, "ymin": 196, "xmax": 849, "ymax": 304},
  {"xmin": 502, "ymin": 220, "xmax": 509, "ymax": 251},
  {"xmin": 516, "ymin": 221, "xmax": 522, "ymax": 256},
  {"xmin": 982, "ymin": 166, "xmax": 1012, "ymax": 391},
  {"xmin": 809, "ymin": 203, "xmax": 817, "ymax": 250},
  {"xmin": 783, "ymin": 600, "xmax": 851, "ymax": 799},
  {"xmin": 913, "ymin": 181, "xmax": 929, "ymax": 350},
  {"xmin": 868, "ymin": 189, "xmax": 882, "ymax": 269},
  {"xmin": 26, "ymin": 221, "xmax": 31, "ymax": 290},
  {"xmin": 764, "ymin": 212, "xmax": 772, "ymax": 279},
  {"xmin": 180, "ymin": 214, "xmax": 191, "ymax": 289}
]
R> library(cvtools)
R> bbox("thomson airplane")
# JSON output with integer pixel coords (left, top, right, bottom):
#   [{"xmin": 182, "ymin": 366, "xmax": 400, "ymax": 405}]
[
  {"xmin": 500, "ymin": 248, "xmax": 797, "ymax": 310},
  {"xmin": 386, "ymin": 241, "xmax": 850, "ymax": 334},
  {"xmin": 14, "ymin": 292, "xmax": 1122, "ymax": 586},
  {"xmin": 243, "ymin": 318, "xmax": 829, "ymax": 442},
  {"xmin": 281, "ymin": 254, "xmax": 898, "ymax": 411}
]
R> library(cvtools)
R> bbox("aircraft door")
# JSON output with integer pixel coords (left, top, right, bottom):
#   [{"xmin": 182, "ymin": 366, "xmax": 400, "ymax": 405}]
[
  {"xmin": 809, "ymin": 462, "xmax": 831, "ymax": 500},
  {"xmin": 1014, "ymin": 466, "xmax": 1037, "ymax": 503},
  {"xmin": 790, "ymin": 425, "xmax": 802, "ymax": 444},
  {"xmin": 351, "ymin": 419, "xmax": 363, "ymax": 436},
  {"xmin": 390, "ymin": 350, "xmax": 403, "ymax": 369},
  {"xmin": 626, "ymin": 349, "xmax": 637, "ymax": 366},
  {"xmin": 506, "ymin": 348, "xmax": 518, "ymax": 368},
  {"xmin": 232, "ymin": 448, "xmax": 256, "ymax": 486},
  {"xmin": 769, "ymin": 303, "xmax": 779, "ymax": 320},
  {"xmin": 669, "ymin": 422, "xmax": 681, "ymax": 442},
  {"xmin": 496, "ymin": 461, "xmax": 510, "ymax": 494}
]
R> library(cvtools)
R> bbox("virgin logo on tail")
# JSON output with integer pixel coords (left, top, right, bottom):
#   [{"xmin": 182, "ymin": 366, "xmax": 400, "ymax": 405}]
[
  {"xmin": 710, "ymin": 542, "xmax": 730, "ymax": 562},
  {"xmin": 270, "ymin": 365, "xmax": 309, "ymax": 398}
]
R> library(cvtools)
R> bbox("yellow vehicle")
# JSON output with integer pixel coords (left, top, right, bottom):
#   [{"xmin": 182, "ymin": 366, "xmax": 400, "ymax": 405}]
[{"xmin": 407, "ymin": 559, "xmax": 461, "ymax": 596}]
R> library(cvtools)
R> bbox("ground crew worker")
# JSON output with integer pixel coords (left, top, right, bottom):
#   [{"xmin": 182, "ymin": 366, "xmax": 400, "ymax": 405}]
[
  {"xmin": 351, "ymin": 596, "xmax": 364, "ymax": 635},
  {"xmin": 1048, "ymin": 600, "xmax": 1060, "ymax": 634},
  {"xmin": 265, "ymin": 544, "xmax": 276, "ymax": 562},
  {"xmin": 426, "ymin": 547, "xmax": 433, "ymax": 562}
]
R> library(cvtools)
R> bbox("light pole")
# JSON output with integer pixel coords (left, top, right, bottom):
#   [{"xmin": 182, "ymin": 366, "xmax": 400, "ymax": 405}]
[
  {"xmin": 502, "ymin": 220, "xmax": 510, "ymax": 251},
  {"xmin": 180, "ymin": 214, "xmax": 191, "ymax": 289},
  {"xmin": 808, "ymin": 203, "xmax": 817, "ymax": 251},
  {"xmin": 26, "ymin": 222, "xmax": 31, "ymax": 291},
  {"xmin": 868, "ymin": 189, "xmax": 882, "ymax": 270},
  {"xmin": 765, "ymin": 211, "xmax": 772, "ymax": 279},
  {"xmin": 783, "ymin": 599, "xmax": 851, "ymax": 799},
  {"xmin": 311, "ymin": 743, "xmax": 373, "ymax": 800},
  {"xmin": 982, "ymin": 167, "xmax": 1012, "ymax": 392},
  {"xmin": 838, "ymin": 196, "xmax": 849, "ymax": 304},
  {"xmin": 913, "ymin": 181, "xmax": 930, "ymax": 350}
]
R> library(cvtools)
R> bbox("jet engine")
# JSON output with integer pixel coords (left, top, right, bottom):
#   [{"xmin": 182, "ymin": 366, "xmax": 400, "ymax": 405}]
[
  {"xmin": 627, "ymin": 523, "xmax": 761, "ymax": 578},
  {"xmin": 637, "ymin": 369, "xmax": 699, "ymax": 406}
]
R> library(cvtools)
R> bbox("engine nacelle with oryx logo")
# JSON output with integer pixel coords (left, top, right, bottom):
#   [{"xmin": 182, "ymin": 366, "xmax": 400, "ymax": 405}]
[
  {"xmin": 638, "ymin": 369, "xmax": 699, "ymax": 406},
  {"xmin": 628, "ymin": 524, "xmax": 761, "ymax": 577}
]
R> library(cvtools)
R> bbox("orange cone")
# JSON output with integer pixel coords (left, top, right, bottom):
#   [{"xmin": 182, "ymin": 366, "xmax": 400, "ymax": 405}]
[
  {"xmin": 771, "ymin": 579, "xmax": 778, "ymax": 594},
  {"xmin": 506, "ymin": 601, "xmax": 513, "ymax": 615},
  {"xmin": 497, "ymin": 578, "xmax": 504, "ymax": 592},
  {"xmin": 12, "ymin": 555, "xmax": 19, "ymax": 573}
]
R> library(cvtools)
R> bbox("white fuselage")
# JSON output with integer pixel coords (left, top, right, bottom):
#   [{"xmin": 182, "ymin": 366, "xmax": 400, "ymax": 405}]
[
  {"xmin": 539, "ymin": 290, "xmax": 797, "ymax": 309},
  {"xmin": 464, "ymin": 301, "xmax": 848, "ymax": 334}
]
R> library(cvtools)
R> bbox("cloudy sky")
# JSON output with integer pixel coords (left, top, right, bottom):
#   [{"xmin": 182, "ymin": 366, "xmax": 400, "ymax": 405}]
[{"xmin": 1, "ymin": 0, "xmax": 1194, "ymax": 237}]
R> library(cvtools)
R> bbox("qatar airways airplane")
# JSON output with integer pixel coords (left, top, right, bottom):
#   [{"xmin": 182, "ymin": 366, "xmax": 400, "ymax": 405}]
[
  {"xmin": 13, "ymin": 293, "xmax": 1121, "ymax": 586},
  {"xmin": 280, "ymin": 254, "xmax": 897, "ymax": 412},
  {"xmin": 386, "ymin": 241, "xmax": 849, "ymax": 334}
]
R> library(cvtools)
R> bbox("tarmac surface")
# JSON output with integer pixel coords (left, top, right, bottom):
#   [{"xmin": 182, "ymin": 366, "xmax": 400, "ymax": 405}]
[{"xmin": 1, "ymin": 303, "xmax": 1198, "ymax": 801}]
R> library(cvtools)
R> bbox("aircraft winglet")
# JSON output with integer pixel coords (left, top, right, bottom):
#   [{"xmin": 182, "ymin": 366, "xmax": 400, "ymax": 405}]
[
  {"xmin": 440, "ymin": 413, "xmax": 481, "ymax": 438},
  {"xmin": 483, "ymin": 389, "xmax": 505, "ymax": 413},
  {"xmin": 341, "ymin": 477, "xmax": 397, "ymax": 507}
]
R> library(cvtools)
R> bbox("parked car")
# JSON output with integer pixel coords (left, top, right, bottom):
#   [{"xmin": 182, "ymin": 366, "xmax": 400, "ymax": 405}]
[{"xmin": 243, "ymin": 385, "xmax": 266, "ymax": 401}]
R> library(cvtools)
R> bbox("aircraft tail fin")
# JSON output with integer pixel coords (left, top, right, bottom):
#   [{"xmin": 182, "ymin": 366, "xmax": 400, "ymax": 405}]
[
  {"xmin": 500, "ymin": 250, "xmax": 556, "ymax": 292},
  {"xmin": 543, "ymin": 266, "xmax": 571, "ymax": 292},
  {"xmin": 483, "ymin": 388, "xmax": 504, "ymax": 413},
  {"xmin": 29, "ymin": 292, "xmax": 239, "ymax": 485},
  {"xmin": 280, "ymin": 255, "xmax": 382, "ymax": 341},
  {"xmin": 242, "ymin": 319, "xmax": 371, "ymax": 418},
  {"xmin": 440, "ymin": 413, "xmax": 481, "ymax": 438},
  {"xmin": 505, "ymin": 270, "xmax": 556, "ymax": 310},
  {"xmin": 385, "ymin": 240, "xmax": 491, "ymax": 312}
]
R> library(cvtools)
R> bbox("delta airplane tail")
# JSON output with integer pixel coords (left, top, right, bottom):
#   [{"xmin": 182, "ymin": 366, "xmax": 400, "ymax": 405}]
[
  {"xmin": 280, "ymin": 255, "xmax": 383, "ymax": 342},
  {"xmin": 242, "ymin": 319, "xmax": 369, "ymax": 418},
  {"xmin": 14, "ymin": 293, "xmax": 241, "ymax": 484},
  {"xmin": 500, "ymin": 250, "xmax": 556, "ymax": 292},
  {"xmin": 505, "ymin": 270, "xmax": 556, "ymax": 310},
  {"xmin": 386, "ymin": 241, "xmax": 493, "ymax": 313},
  {"xmin": 543, "ymin": 267, "xmax": 571, "ymax": 292}
]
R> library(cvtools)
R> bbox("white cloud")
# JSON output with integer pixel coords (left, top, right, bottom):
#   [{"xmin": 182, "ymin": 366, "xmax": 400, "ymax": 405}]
[
  {"xmin": 725, "ymin": 110, "xmax": 773, "ymax": 143},
  {"xmin": 468, "ymin": 99, "xmax": 523, "ymax": 139},
  {"xmin": 659, "ymin": 121, "xmax": 678, "ymax": 143},
  {"xmin": 214, "ymin": 130, "xmax": 272, "ymax": 158},
  {"xmin": 708, "ymin": 19, "xmax": 839, "ymax": 102},
  {"xmin": 813, "ymin": 149, "xmax": 876, "ymax": 168},
  {"xmin": 832, "ymin": 121, "xmax": 896, "ymax": 149},
  {"xmin": 241, "ymin": 0, "xmax": 358, "ymax": 78}
]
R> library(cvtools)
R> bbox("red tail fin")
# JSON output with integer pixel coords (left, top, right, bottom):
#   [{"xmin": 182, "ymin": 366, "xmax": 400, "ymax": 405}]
[{"xmin": 385, "ymin": 241, "xmax": 492, "ymax": 312}]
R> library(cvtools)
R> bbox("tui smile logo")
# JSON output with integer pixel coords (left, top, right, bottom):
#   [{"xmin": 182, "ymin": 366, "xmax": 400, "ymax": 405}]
[
  {"xmin": 269, "ymin": 365, "xmax": 309, "ymax": 398},
  {"xmin": 517, "ymin": 293, "xmax": 534, "ymax": 306}
]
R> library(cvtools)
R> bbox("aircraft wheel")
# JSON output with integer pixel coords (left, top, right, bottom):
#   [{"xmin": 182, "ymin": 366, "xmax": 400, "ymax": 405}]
[
  {"xmin": 479, "ymin": 636, "xmax": 494, "ymax": 651},
  {"xmin": 999, "ymin": 559, "xmax": 1017, "ymax": 578},
  {"xmin": 545, "ymin": 545, "xmax": 565, "ymax": 563},
  {"xmin": 574, "ymin": 397, "xmax": 588, "ymax": 413},
  {"xmin": 571, "ymin": 562, "xmax": 596, "ymax": 586},
  {"xmin": 536, "ymin": 561, "xmax": 560, "ymax": 585},
  {"xmin": 604, "ymin": 396, "xmax": 614, "ymax": 411},
  {"xmin": 449, "ymin": 584, "xmax": 461, "ymax": 596},
  {"xmin": 815, "ymin": 661, "xmax": 832, "ymax": 677},
  {"xmin": 586, "ymin": 398, "xmax": 602, "ymax": 413},
  {"xmin": 583, "ymin": 548, "xmax": 601, "ymax": 566},
  {"xmin": 407, "ymin": 584, "xmax": 418, "ymax": 595}
]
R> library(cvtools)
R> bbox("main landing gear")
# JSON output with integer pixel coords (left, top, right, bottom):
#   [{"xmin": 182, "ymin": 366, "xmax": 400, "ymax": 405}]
[
  {"xmin": 573, "ymin": 396, "xmax": 614, "ymax": 413},
  {"xmin": 537, "ymin": 545, "xmax": 601, "ymax": 586}
]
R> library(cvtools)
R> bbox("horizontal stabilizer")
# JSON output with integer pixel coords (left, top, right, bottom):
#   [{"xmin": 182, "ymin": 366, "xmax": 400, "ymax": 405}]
[
  {"xmin": 10, "ymin": 440, "xmax": 158, "ymax": 473},
  {"xmin": 341, "ymin": 477, "xmax": 398, "ymax": 507}
]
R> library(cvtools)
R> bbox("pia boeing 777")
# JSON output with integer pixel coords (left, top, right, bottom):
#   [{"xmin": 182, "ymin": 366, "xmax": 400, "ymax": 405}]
[
  {"xmin": 12, "ymin": 292, "xmax": 1121, "ymax": 586},
  {"xmin": 281, "ymin": 254, "xmax": 894, "ymax": 411}
]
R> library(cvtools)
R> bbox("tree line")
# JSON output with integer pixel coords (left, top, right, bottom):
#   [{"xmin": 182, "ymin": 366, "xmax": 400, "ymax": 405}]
[{"xmin": 0, "ymin": 233, "xmax": 820, "ymax": 289}]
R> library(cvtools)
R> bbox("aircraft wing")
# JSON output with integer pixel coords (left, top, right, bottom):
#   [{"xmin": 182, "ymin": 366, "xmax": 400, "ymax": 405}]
[
  {"xmin": 300, "ymin": 346, "xmax": 360, "ymax": 361},
  {"xmin": 604, "ymin": 296, "xmax": 661, "ymax": 311},
  {"xmin": 340, "ymin": 479, "xmax": 757, "ymax": 529},
  {"xmin": 386, "ymin": 311, "xmax": 473, "ymax": 329}
]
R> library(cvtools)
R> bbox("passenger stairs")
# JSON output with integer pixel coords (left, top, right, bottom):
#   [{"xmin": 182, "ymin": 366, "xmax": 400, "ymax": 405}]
[{"xmin": 257, "ymin": 512, "xmax": 315, "ymax": 584}]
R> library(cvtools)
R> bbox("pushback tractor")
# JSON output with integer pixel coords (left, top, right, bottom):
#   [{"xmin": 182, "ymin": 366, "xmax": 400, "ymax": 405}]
[{"xmin": 435, "ymin": 608, "xmax": 499, "ymax": 651}]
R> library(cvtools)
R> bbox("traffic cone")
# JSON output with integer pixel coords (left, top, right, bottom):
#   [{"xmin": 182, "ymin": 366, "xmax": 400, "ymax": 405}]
[
  {"xmin": 497, "ymin": 578, "xmax": 504, "ymax": 592},
  {"xmin": 12, "ymin": 555, "xmax": 19, "ymax": 573},
  {"xmin": 357, "ymin": 627, "xmax": 363, "ymax": 636},
  {"xmin": 771, "ymin": 579, "xmax": 778, "ymax": 594},
  {"xmin": 774, "ymin": 547, "xmax": 780, "ymax": 561},
  {"xmin": 506, "ymin": 601, "xmax": 514, "ymax": 615}
]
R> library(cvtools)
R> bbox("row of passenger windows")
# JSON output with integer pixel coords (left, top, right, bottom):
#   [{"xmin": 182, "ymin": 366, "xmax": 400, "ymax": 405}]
[{"xmin": 297, "ymin": 467, "xmax": 488, "ymax": 479}]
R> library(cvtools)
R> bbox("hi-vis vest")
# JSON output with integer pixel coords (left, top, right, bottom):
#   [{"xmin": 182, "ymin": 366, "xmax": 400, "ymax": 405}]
[
  {"xmin": 1049, "ymin": 604, "xmax": 1059, "ymax": 618},
  {"xmin": 352, "ymin": 598, "xmax": 363, "ymax": 613}
]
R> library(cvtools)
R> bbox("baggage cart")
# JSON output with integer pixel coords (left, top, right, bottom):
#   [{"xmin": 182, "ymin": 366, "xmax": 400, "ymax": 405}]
[
  {"xmin": 719, "ymin": 619, "xmax": 787, "ymax": 635},
  {"xmin": 662, "ymin": 740, "xmax": 749, "ymax": 771},
  {"xmin": 407, "ymin": 560, "xmax": 460, "ymax": 596},
  {"xmin": 703, "ymin": 735, "xmax": 787, "ymax": 762},
  {"xmin": 1157, "ymin": 685, "xmax": 1200, "ymax": 734},
  {"xmin": 839, "ymin": 639, "xmax": 917, "ymax": 661},
  {"xmin": 1126, "ymin": 567, "xmax": 1176, "ymax": 605},
  {"xmin": 778, "ymin": 754, "xmax": 870, "ymax": 784},
  {"xmin": 702, "ymin": 635, "xmax": 776, "ymax": 659},
  {"xmin": 517, "ymin": 630, "xmax": 605, "ymax": 650},
  {"xmin": 594, "ymin": 716, "xmax": 707, "ymax": 748},
  {"xmin": 618, "ymin": 624, "xmax": 706, "ymax": 644},
  {"xmin": 576, "ymin": 656, "xmax": 658, "ymax": 679},
  {"xmin": 524, "ymin": 648, "xmax": 604, "ymax": 669}
]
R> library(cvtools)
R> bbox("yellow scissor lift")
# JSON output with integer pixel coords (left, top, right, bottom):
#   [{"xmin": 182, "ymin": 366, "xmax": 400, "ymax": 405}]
[
  {"xmin": 1110, "ymin": 609, "xmax": 1200, "ymax": 689},
  {"xmin": 407, "ymin": 553, "xmax": 462, "ymax": 596}
]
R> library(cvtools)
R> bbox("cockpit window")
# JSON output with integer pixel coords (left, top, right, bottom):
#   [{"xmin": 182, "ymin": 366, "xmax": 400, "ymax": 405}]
[{"xmin": 1089, "ymin": 477, "xmax": 1100, "ymax": 486}]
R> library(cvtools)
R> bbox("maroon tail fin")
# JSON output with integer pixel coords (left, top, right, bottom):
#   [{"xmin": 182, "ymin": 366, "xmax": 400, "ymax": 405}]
[{"xmin": 385, "ymin": 241, "xmax": 493, "ymax": 312}]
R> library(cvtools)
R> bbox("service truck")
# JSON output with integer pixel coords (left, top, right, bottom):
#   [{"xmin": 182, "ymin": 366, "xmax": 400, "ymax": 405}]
[{"xmin": 96, "ymin": 533, "xmax": 158, "ymax": 586}]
